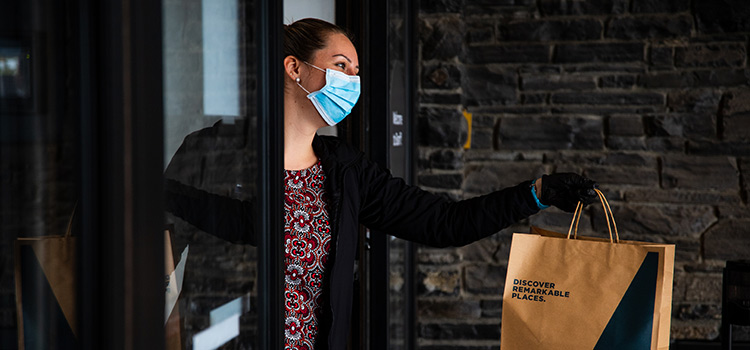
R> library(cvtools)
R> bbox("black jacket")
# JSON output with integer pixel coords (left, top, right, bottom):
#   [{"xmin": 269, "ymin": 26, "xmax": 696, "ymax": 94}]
[{"xmin": 165, "ymin": 135, "xmax": 540, "ymax": 349}]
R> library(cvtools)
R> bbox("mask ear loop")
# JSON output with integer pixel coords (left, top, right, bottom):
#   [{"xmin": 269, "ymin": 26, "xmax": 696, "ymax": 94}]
[
  {"xmin": 303, "ymin": 61, "xmax": 326, "ymax": 73},
  {"xmin": 296, "ymin": 61, "xmax": 325, "ymax": 95},
  {"xmin": 296, "ymin": 76, "xmax": 311, "ymax": 94}
]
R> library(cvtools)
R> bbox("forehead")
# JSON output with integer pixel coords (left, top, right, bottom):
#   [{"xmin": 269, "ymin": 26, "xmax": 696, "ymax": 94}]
[{"xmin": 314, "ymin": 33, "xmax": 359, "ymax": 64}]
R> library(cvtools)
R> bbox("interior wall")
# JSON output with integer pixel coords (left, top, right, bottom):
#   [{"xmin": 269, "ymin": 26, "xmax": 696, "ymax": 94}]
[
  {"xmin": 283, "ymin": 0, "xmax": 334, "ymax": 24},
  {"xmin": 163, "ymin": 0, "xmax": 218, "ymax": 167}
]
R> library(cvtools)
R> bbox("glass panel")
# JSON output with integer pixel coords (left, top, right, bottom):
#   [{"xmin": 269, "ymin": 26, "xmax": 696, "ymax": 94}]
[
  {"xmin": 1, "ymin": 0, "xmax": 80, "ymax": 347},
  {"xmin": 162, "ymin": 0, "xmax": 259, "ymax": 347}
]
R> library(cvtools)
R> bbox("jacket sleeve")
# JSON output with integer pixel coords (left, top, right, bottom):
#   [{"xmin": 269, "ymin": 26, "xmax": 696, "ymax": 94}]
[
  {"xmin": 164, "ymin": 178, "xmax": 256, "ymax": 245},
  {"xmin": 357, "ymin": 159, "xmax": 539, "ymax": 248}
]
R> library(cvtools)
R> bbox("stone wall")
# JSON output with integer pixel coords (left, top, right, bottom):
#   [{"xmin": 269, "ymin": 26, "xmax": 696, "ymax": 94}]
[{"xmin": 415, "ymin": 0, "xmax": 750, "ymax": 348}]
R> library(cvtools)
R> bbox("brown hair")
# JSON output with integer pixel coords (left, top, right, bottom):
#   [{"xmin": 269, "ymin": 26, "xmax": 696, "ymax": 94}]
[{"xmin": 283, "ymin": 18, "xmax": 354, "ymax": 62}]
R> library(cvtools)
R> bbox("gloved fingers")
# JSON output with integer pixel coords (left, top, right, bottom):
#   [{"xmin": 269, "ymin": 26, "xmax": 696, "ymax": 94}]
[
  {"xmin": 577, "ymin": 177, "xmax": 600, "ymax": 206},
  {"xmin": 578, "ymin": 187, "xmax": 599, "ymax": 206},
  {"xmin": 540, "ymin": 173, "xmax": 599, "ymax": 212}
]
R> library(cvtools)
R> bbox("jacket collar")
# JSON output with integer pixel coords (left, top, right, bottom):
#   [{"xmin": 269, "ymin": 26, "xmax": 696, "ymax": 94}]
[{"xmin": 312, "ymin": 134, "xmax": 362, "ymax": 169}]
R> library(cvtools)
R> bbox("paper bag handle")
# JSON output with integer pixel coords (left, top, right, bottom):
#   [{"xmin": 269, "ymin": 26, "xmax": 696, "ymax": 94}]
[{"xmin": 566, "ymin": 189, "xmax": 620, "ymax": 243}]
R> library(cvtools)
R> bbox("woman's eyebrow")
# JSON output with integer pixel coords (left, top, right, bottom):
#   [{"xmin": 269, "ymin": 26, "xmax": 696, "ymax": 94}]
[
  {"xmin": 333, "ymin": 54, "xmax": 351, "ymax": 62},
  {"xmin": 333, "ymin": 54, "xmax": 359, "ymax": 69}
]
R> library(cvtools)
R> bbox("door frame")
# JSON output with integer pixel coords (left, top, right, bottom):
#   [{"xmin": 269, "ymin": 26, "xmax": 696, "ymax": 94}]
[
  {"xmin": 337, "ymin": 0, "xmax": 418, "ymax": 348},
  {"xmin": 76, "ymin": 0, "xmax": 287, "ymax": 347}
]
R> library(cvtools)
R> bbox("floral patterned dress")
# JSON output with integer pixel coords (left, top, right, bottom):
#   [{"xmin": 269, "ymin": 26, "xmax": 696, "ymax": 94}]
[{"xmin": 283, "ymin": 161, "xmax": 331, "ymax": 350}]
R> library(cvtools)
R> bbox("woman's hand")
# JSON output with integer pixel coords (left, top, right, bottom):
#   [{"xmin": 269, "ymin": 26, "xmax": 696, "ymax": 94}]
[{"xmin": 539, "ymin": 173, "xmax": 598, "ymax": 212}]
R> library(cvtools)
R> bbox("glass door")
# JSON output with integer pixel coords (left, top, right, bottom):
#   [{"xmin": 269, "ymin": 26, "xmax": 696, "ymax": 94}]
[
  {"xmin": 162, "ymin": 0, "xmax": 259, "ymax": 344},
  {"xmin": 1, "ymin": 0, "xmax": 285, "ymax": 348},
  {"xmin": 162, "ymin": 0, "xmax": 284, "ymax": 348}
]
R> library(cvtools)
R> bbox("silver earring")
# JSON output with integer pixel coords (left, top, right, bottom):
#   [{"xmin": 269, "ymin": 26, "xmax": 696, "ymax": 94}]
[{"xmin": 295, "ymin": 77, "xmax": 300, "ymax": 83}]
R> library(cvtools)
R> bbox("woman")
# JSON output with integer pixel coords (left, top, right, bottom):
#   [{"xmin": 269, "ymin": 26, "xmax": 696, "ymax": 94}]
[{"xmin": 166, "ymin": 18, "xmax": 597, "ymax": 350}]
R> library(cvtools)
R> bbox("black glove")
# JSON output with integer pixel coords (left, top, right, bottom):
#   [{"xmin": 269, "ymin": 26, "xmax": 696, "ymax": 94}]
[{"xmin": 540, "ymin": 173, "xmax": 598, "ymax": 213}]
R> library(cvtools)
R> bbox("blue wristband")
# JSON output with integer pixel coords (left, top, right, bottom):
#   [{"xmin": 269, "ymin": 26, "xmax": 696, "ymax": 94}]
[{"xmin": 531, "ymin": 180, "xmax": 550, "ymax": 210}]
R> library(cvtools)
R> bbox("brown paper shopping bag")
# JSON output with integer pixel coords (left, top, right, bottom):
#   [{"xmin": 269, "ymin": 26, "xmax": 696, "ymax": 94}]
[
  {"xmin": 500, "ymin": 190, "xmax": 675, "ymax": 350},
  {"xmin": 14, "ymin": 209, "xmax": 78, "ymax": 349}
]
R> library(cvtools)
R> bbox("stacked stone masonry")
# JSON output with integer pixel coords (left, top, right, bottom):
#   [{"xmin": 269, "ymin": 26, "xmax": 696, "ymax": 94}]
[{"xmin": 416, "ymin": 0, "xmax": 750, "ymax": 348}]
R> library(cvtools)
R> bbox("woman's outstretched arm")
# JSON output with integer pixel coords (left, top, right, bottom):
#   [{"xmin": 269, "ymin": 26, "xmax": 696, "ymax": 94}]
[{"xmin": 164, "ymin": 178, "xmax": 256, "ymax": 245}]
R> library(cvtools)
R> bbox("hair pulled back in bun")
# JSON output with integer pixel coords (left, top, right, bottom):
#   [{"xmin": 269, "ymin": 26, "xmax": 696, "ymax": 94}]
[{"xmin": 283, "ymin": 18, "xmax": 354, "ymax": 62}]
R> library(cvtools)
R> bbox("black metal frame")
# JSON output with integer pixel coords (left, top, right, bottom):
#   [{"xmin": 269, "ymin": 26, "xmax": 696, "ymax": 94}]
[
  {"xmin": 256, "ymin": 0, "xmax": 285, "ymax": 348},
  {"xmin": 335, "ymin": 2, "xmax": 367, "ymax": 347},
  {"xmin": 403, "ymin": 0, "xmax": 419, "ymax": 347},
  {"xmin": 78, "ymin": 0, "xmax": 164, "ymax": 347},
  {"xmin": 336, "ymin": 0, "xmax": 365, "ymax": 151},
  {"xmin": 363, "ymin": 0, "xmax": 391, "ymax": 348}
]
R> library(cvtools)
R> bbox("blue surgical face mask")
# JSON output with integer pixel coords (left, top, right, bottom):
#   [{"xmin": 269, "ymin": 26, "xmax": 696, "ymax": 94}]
[{"xmin": 297, "ymin": 62, "xmax": 361, "ymax": 126}]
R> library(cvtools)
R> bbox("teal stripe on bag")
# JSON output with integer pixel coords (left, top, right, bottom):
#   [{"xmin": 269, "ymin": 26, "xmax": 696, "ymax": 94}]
[{"xmin": 594, "ymin": 252, "xmax": 659, "ymax": 350}]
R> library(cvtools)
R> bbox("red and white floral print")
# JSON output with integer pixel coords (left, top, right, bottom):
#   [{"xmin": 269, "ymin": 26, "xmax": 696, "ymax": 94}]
[{"xmin": 284, "ymin": 161, "xmax": 331, "ymax": 350}]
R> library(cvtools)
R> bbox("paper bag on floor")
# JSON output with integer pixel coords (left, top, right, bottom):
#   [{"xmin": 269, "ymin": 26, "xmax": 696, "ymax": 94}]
[{"xmin": 15, "ymin": 209, "xmax": 77, "ymax": 350}]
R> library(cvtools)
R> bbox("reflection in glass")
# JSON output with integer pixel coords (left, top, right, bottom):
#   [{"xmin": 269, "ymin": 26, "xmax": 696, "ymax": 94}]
[
  {"xmin": 1, "ymin": 0, "xmax": 80, "ymax": 348},
  {"xmin": 162, "ymin": 0, "xmax": 258, "ymax": 348},
  {"xmin": 0, "ymin": 46, "xmax": 31, "ymax": 99}
]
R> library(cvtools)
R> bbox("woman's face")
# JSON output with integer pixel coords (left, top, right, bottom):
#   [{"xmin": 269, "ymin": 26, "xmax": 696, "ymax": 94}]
[{"xmin": 301, "ymin": 32, "xmax": 360, "ymax": 93}]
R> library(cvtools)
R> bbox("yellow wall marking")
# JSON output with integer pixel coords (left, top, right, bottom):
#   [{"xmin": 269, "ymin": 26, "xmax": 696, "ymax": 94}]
[{"xmin": 463, "ymin": 109, "xmax": 472, "ymax": 149}]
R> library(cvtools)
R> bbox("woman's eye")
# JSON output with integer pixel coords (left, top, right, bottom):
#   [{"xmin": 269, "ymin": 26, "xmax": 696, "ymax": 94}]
[{"xmin": 335, "ymin": 62, "xmax": 346, "ymax": 70}]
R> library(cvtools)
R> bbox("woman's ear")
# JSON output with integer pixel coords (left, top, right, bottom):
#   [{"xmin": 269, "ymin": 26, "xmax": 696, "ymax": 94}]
[{"xmin": 284, "ymin": 56, "xmax": 301, "ymax": 81}]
